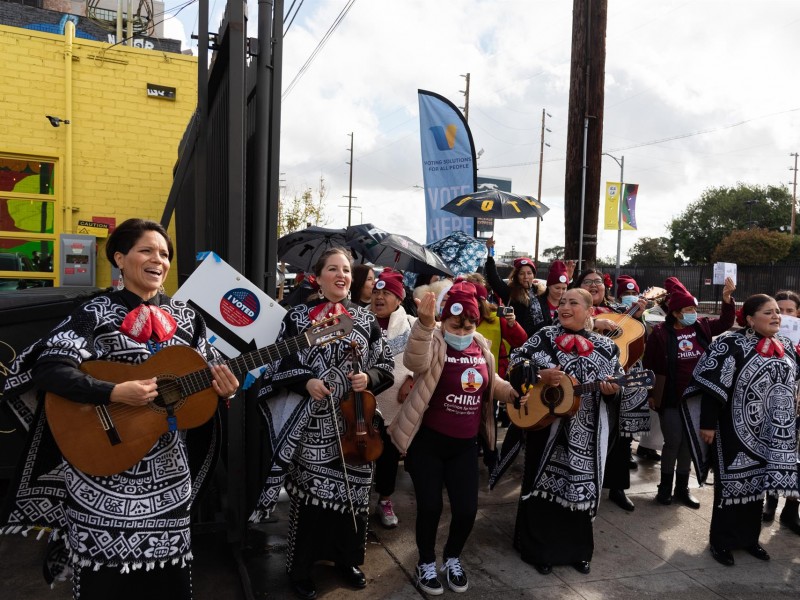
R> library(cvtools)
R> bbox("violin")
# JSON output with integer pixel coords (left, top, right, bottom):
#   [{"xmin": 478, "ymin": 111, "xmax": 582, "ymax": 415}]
[{"xmin": 339, "ymin": 341, "xmax": 383, "ymax": 464}]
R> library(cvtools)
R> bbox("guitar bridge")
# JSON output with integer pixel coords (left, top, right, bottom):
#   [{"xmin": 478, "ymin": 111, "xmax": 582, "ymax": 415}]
[{"xmin": 95, "ymin": 405, "xmax": 122, "ymax": 446}]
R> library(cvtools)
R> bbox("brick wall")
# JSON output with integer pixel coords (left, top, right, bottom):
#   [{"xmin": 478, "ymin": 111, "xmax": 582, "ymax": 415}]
[{"xmin": 0, "ymin": 24, "xmax": 197, "ymax": 290}]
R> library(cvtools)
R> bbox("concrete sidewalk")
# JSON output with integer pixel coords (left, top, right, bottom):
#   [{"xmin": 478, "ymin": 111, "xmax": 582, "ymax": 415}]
[
  {"xmin": 241, "ymin": 438, "xmax": 800, "ymax": 599},
  {"xmin": 2, "ymin": 439, "xmax": 799, "ymax": 599}
]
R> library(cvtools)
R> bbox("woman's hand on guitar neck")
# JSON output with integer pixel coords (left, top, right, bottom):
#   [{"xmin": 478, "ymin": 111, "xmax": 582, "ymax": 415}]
[
  {"xmin": 110, "ymin": 378, "xmax": 159, "ymax": 406},
  {"xmin": 631, "ymin": 298, "xmax": 647, "ymax": 317},
  {"xmin": 599, "ymin": 378, "xmax": 620, "ymax": 395},
  {"xmin": 210, "ymin": 364, "xmax": 240, "ymax": 398}
]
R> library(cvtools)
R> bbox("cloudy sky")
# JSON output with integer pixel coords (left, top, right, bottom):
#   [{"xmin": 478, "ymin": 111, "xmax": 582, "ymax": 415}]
[{"xmin": 163, "ymin": 0, "xmax": 800, "ymax": 262}]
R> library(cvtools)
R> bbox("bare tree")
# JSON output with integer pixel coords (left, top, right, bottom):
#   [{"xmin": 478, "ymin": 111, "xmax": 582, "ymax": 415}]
[{"xmin": 279, "ymin": 175, "xmax": 329, "ymax": 237}]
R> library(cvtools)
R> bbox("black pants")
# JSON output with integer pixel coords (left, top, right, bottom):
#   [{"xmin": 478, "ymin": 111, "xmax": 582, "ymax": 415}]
[
  {"xmin": 603, "ymin": 432, "xmax": 631, "ymax": 490},
  {"xmin": 405, "ymin": 427, "xmax": 479, "ymax": 564},
  {"xmin": 374, "ymin": 419, "xmax": 401, "ymax": 497}
]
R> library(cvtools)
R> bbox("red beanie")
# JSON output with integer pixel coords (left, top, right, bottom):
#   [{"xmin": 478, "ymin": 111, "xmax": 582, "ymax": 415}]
[
  {"xmin": 441, "ymin": 282, "xmax": 481, "ymax": 324},
  {"xmin": 374, "ymin": 267, "xmax": 405, "ymax": 300},
  {"xmin": 546, "ymin": 261, "xmax": 569, "ymax": 287},
  {"xmin": 665, "ymin": 276, "xmax": 697, "ymax": 312},
  {"xmin": 513, "ymin": 257, "xmax": 536, "ymax": 275},
  {"xmin": 616, "ymin": 274, "xmax": 639, "ymax": 298},
  {"xmin": 451, "ymin": 278, "xmax": 487, "ymax": 301}
]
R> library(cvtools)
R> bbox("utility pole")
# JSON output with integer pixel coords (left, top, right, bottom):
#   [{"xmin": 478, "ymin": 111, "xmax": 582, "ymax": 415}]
[
  {"xmin": 346, "ymin": 132, "xmax": 354, "ymax": 227},
  {"xmin": 534, "ymin": 109, "xmax": 551, "ymax": 262},
  {"xmin": 790, "ymin": 152, "xmax": 798, "ymax": 235},
  {"xmin": 460, "ymin": 73, "xmax": 470, "ymax": 121},
  {"xmin": 564, "ymin": 0, "xmax": 608, "ymax": 268}
]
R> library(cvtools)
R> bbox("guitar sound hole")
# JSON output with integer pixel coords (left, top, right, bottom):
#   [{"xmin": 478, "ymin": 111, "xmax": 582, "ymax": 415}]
[
  {"xmin": 151, "ymin": 376, "xmax": 186, "ymax": 413},
  {"xmin": 542, "ymin": 386, "xmax": 563, "ymax": 410}
]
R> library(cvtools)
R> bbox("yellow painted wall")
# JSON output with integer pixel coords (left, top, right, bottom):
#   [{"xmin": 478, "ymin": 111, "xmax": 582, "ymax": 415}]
[{"xmin": 0, "ymin": 25, "xmax": 197, "ymax": 292}]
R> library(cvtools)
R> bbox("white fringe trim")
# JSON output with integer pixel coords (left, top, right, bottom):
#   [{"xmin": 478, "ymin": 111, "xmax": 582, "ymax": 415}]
[
  {"xmin": 521, "ymin": 489, "xmax": 594, "ymax": 512},
  {"xmin": 721, "ymin": 493, "xmax": 763, "ymax": 506}
]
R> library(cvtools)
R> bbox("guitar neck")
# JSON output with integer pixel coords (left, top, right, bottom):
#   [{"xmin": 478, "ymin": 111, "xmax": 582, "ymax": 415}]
[
  {"xmin": 574, "ymin": 376, "xmax": 624, "ymax": 396},
  {"xmin": 178, "ymin": 333, "xmax": 311, "ymax": 396}
]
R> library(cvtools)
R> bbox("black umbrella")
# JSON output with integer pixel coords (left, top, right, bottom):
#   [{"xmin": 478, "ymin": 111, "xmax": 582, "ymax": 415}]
[
  {"xmin": 344, "ymin": 223, "xmax": 392, "ymax": 263},
  {"xmin": 345, "ymin": 224, "xmax": 453, "ymax": 276},
  {"xmin": 442, "ymin": 190, "xmax": 549, "ymax": 219},
  {"xmin": 276, "ymin": 226, "xmax": 348, "ymax": 272}
]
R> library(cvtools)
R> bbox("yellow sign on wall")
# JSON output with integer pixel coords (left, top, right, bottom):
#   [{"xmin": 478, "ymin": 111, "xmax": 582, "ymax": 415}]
[{"xmin": 77, "ymin": 220, "xmax": 109, "ymax": 238}]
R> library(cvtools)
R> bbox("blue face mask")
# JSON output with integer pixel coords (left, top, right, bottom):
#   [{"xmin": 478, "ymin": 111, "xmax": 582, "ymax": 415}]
[
  {"xmin": 443, "ymin": 330, "xmax": 475, "ymax": 351},
  {"xmin": 620, "ymin": 295, "xmax": 636, "ymax": 307},
  {"xmin": 679, "ymin": 312, "xmax": 698, "ymax": 326}
]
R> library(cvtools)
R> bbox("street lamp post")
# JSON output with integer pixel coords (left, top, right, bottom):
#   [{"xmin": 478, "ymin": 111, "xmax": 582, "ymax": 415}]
[{"xmin": 602, "ymin": 153, "xmax": 624, "ymax": 283}]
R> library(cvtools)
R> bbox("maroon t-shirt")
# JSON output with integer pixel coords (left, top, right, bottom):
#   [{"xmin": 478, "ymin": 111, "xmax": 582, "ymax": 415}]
[
  {"xmin": 673, "ymin": 328, "xmax": 705, "ymax": 397},
  {"xmin": 422, "ymin": 341, "xmax": 488, "ymax": 438}
]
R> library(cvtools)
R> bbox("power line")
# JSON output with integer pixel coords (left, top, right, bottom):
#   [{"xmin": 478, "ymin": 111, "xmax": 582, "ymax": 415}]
[
  {"xmin": 284, "ymin": 0, "xmax": 305, "ymax": 36},
  {"xmin": 282, "ymin": 0, "xmax": 358, "ymax": 99},
  {"xmin": 480, "ymin": 106, "xmax": 800, "ymax": 171}
]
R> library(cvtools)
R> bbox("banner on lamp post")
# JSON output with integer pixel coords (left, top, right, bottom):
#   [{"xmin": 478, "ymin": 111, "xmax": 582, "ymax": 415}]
[{"xmin": 604, "ymin": 182, "xmax": 638, "ymax": 230}]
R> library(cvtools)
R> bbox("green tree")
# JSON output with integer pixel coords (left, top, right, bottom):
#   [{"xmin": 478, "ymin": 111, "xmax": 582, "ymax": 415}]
[
  {"xmin": 712, "ymin": 229, "xmax": 791, "ymax": 265},
  {"xmin": 668, "ymin": 183, "xmax": 792, "ymax": 263},
  {"xmin": 627, "ymin": 236, "xmax": 675, "ymax": 265},
  {"xmin": 542, "ymin": 245, "xmax": 565, "ymax": 261},
  {"xmin": 278, "ymin": 176, "xmax": 328, "ymax": 237},
  {"xmin": 780, "ymin": 236, "xmax": 800, "ymax": 264}
]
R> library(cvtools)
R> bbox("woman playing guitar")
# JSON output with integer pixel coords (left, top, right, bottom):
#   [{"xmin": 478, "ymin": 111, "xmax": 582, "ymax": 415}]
[
  {"xmin": 506, "ymin": 287, "xmax": 622, "ymax": 577},
  {"xmin": 574, "ymin": 270, "xmax": 651, "ymax": 512},
  {"xmin": 1, "ymin": 219, "xmax": 239, "ymax": 599}
]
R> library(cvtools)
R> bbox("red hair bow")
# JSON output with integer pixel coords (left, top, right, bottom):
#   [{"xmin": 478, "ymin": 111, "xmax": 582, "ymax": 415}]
[
  {"xmin": 603, "ymin": 273, "xmax": 613, "ymax": 289},
  {"xmin": 735, "ymin": 307, "xmax": 746, "ymax": 328}
]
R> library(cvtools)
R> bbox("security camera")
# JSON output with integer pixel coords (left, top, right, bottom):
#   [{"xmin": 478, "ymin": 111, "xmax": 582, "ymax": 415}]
[{"xmin": 46, "ymin": 115, "xmax": 70, "ymax": 127}]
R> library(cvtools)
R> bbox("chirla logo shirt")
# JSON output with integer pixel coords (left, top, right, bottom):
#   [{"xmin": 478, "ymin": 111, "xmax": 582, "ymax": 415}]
[{"xmin": 422, "ymin": 341, "xmax": 488, "ymax": 438}]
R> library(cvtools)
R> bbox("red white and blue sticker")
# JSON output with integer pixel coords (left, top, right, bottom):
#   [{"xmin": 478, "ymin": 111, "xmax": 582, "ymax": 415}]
[{"xmin": 220, "ymin": 288, "xmax": 260, "ymax": 327}]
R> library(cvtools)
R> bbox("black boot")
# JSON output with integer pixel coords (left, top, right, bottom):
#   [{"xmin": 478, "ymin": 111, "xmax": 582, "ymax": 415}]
[
  {"xmin": 673, "ymin": 472, "xmax": 700, "ymax": 509},
  {"xmin": 655, "ymin": 471, "xmax": 673, "ymax": 505},
  {"xmin": 779, "ymin": 498, "xmax": 800, "ymax": 535},
  {"xmin": 763, "ymin": 494, "xmax": 779, "ymax": 522}
]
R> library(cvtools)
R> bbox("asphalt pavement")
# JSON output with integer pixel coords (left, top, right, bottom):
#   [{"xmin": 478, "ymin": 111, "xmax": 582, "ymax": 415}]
[{"xmin": 4, "ymin": 431, "xmax": 798, "ymax": 600}]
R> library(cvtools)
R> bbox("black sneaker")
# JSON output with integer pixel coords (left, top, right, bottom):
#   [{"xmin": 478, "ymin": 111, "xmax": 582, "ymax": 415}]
[
  {"xmin": 415, "ymin": 561, "xmax": 443, "ymax": 595},
  {"xmin": 440, "ymin": 557, "xmax": 469, "ymax": 593}
]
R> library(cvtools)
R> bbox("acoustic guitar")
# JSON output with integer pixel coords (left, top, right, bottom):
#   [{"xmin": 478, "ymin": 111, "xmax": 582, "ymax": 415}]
[
  {"xmin": 507, "ymin": 361, "xmax": 655, "ymax": 430},
  {"xmin": 45, "ymin": 313, "xmax": 353, "ymax": 476},
  {"xmin": 597, "ymin": 287, "xmax": 667, "ymax": 370}
]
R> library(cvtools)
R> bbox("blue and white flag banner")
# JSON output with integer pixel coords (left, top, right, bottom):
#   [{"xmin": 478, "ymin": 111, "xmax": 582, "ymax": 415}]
[{"xmin": 418, "ymin": 89, "xmax": 477, "ymax": 243}]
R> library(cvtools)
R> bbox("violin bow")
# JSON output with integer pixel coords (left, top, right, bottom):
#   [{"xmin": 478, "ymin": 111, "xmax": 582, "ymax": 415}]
[{"xmin": 327, "ymin": 390, "xmax": 358, "ymax": 532}]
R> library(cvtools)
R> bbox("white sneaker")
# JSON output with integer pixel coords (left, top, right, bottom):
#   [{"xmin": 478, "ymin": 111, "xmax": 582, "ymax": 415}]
[
  {"xmin": 441, "ymin": 556, "xmax": 469, "ymax": 593},
  {"xmin": 415, "ymin": 561, "xmax": 443, "ymax": 595},
  {"xmin": 376, "ymin": 499, "xmax": 399, "ymax": 528}
]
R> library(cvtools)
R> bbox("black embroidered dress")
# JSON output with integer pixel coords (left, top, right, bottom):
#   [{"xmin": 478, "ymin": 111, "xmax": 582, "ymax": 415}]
[
  {"xmin": 683, "ymin": 330, "xmax": 799, "ymax": 550},
  {"xmin": 251, "ymin": 299, "xmax": 393, "ymax": 580},
  {"xmin": 508, "ymin": 324, "xmax": 622, "ymax": 566},
  {"xmin": 1, "ymin": 289, "xmax": 220, "ymax": 597}
]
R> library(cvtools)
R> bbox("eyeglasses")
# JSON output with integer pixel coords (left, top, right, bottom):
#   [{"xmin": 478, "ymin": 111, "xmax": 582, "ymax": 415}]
[{"xmin": 581, "ymin": 279, "xmax": 604, "ymax": 287}]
